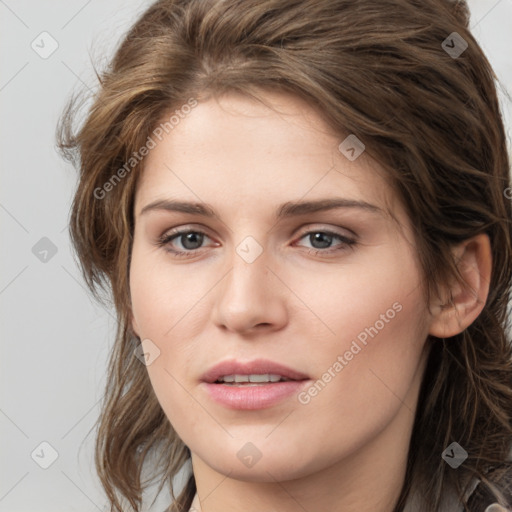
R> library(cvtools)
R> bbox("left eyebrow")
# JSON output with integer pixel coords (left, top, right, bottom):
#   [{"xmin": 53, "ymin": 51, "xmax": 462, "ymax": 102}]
[
  {"xmin": 275, "ymin": 198, "xmax": 383, "ymax": 218},
  {"xmin": 138, "ymin": 197, "xmax": 384, "ymax": 219}
]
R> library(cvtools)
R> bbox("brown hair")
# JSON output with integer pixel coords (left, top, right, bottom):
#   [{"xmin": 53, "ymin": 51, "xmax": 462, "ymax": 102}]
[{"xmin": 56, "ymin": 0, "xmax": 512, "ymax": 510}]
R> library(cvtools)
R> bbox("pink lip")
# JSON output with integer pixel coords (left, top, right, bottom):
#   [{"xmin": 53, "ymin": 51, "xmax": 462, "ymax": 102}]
[{"xmin": 200, "ymin": 358, "xmax": 311, "ymax": 410}]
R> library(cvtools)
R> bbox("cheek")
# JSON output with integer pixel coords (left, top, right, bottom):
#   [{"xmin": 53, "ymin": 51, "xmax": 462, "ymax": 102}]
[
  {"xmin": 129, "ymin": 241, "xmax": 207, "ymax": 340},
  {"xmin": 292, "ymin": 244, "xmax": 425, "ymax": 348},
  {"xmin": 129, "ymin": 246, "xmax": 202, "ymax": 432},
  {"xmin": 293, "ymin": 246, "xmax": 428, "ymax": 406},
  {"xmin": 303, "ymin": 307, "xmax": 427, "ymax": 429}
]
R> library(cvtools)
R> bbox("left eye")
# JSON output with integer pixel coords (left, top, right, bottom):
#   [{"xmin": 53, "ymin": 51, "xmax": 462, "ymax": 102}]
[{"xmin": 295, "ymin": 231, "xmax": 356, "ymax": 252}]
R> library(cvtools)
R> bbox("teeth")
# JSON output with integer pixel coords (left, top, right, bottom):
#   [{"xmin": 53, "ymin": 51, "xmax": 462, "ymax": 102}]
[
  {"xmin": 249, "ymin": 374, "xmax": 270, "ymax": 383},
  {"xmin": 218, "ymin": 374, "xmax": 287, "ymax": 383}
]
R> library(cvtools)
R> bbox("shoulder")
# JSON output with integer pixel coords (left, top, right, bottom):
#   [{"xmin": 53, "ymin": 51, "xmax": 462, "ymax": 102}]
[
  {"xmin": 466, "ymin": 463, "xmax": 512, "ymax": 511},
  {"xmin": 403, "ymin": 463, "xmax": 512, "ymax": 512}
]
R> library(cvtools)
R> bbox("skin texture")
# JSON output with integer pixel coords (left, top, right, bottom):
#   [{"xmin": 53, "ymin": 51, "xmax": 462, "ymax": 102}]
[{"xmin": 129, "ymin": 91, "xmax": 492, "ymax": 512}]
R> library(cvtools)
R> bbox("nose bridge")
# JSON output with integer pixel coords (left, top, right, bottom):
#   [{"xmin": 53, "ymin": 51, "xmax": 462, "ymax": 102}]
[
  {"xmin": 223, "ymin": 237, "xmax": 272, "ymax": 306},
  {"xmin": 211, "ymin": 234, "xmax": 288, "ymax": 333}
]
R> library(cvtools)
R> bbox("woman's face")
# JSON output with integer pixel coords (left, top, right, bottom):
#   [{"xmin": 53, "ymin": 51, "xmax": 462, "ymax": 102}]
[{"xmin": 130, "ymin": 91, "xmax": 432, "ymax": 483}]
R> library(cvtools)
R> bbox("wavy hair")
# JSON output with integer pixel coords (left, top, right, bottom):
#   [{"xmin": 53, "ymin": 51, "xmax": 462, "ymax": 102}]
[{"xmin": 56, "ymin": 0, "xmax": 512, "ymax": 510}]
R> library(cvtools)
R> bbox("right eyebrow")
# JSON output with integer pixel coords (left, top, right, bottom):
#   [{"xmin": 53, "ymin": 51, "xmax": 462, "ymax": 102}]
[{"xmin": 140, "ymin": 199, "xmax": 216, "ymax": 217}]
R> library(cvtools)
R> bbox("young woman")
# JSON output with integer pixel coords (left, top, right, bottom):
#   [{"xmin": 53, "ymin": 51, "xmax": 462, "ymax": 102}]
[{"xmin": 57, "ymin": 0, "xmax": 512, "ymax": 510}]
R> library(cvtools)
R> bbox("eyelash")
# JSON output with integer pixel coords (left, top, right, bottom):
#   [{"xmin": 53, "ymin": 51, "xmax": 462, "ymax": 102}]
[{"xmin": 156, "ymin": 227, "xmax": 357, "ymax": 259}]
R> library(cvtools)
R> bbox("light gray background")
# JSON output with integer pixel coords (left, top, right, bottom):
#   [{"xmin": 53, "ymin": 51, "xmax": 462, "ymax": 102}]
[{"xmin": 1, "ymin": 1, "xmax": 511, "ymax": 511}]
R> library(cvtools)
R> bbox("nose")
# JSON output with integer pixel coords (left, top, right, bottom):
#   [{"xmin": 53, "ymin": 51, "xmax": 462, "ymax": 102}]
[{"xmin": 211, "ymin": 246, "xmax": 288, "ymax": 335}]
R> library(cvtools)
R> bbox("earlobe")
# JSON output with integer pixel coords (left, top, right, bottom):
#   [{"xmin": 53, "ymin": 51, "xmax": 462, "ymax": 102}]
[{"xmin": 428, "ymin": 233, "xmax": 492, "ymax": 339}]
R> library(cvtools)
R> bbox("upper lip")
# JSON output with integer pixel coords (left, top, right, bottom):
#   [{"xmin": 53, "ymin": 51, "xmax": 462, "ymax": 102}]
[{"xmin": 201, "ymin": 359, "xmax": 310, "ymax": 383}]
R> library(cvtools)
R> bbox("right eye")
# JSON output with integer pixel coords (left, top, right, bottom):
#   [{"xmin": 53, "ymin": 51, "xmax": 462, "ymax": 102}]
[{"xmin": 157, "ymin": 229, "xmax": 217, "ymax": 257}]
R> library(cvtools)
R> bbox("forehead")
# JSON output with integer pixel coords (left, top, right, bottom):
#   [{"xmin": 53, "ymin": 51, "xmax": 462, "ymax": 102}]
[{"xmin": 134, "ymin": 91, "xmax": 397, "ymax": 221}]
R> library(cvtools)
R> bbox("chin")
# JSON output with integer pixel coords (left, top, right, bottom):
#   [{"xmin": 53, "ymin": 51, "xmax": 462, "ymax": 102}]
[
  {"xmin": 210, "ymin": 457, "xmax": 313, "ymax": 483},
  {"xmin": 194, "ymin": 438, "xmax": 324, "ymax": 483}
]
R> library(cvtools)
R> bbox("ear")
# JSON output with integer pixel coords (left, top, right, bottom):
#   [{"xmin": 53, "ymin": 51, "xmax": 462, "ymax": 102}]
[{"xmin": 428, "ymin": 233, "xmax": 492, "ymax": 339}]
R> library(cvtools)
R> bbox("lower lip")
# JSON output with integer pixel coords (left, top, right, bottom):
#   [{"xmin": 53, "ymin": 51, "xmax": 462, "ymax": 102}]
[{"xmin": 202, "ymin": 380, "xmax": 310, "ymax": 410}]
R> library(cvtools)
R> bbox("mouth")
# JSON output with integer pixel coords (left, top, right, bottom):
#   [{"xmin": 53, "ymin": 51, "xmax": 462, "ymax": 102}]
[
  {"xmin": 201, "ymin": 359, "xmax": 310, "ymax": 410},
  {"xmin": 214, "ymin": 373, "xmax": 293, "ymax": 385},
  {"xmin": 201, "ymin": 358, "xmax": 310, "ymax": 384}
]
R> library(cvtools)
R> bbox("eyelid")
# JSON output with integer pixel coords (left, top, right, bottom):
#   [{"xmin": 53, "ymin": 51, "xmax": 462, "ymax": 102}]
[
  {"xmin": 158, "ymin": 223, "xmax": 356, "ymax": 242},
  {"xmin": 294, "ymin": 223, "xmax": 358, "ymax": 240},
  {"xmin": 158, "ymin": 223, "xmax": 215, "ymax": 239},
  {"xmin": 157, "ymin": 226, "xmax": 218, "ymax": 248}
]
